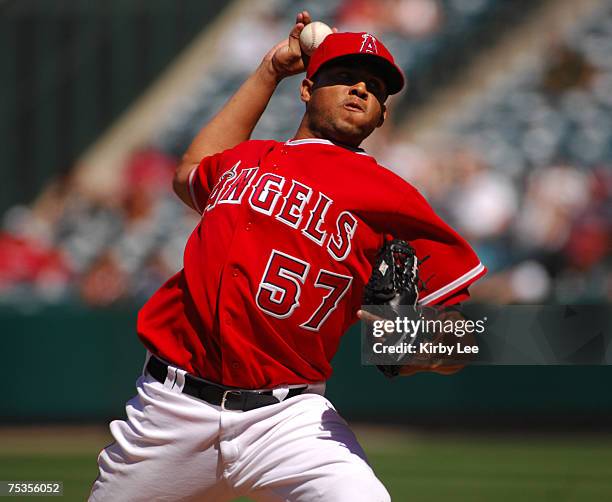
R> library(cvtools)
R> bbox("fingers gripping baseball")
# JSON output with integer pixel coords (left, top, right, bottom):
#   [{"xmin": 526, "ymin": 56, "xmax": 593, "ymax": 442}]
[
  {"xmin": 263, "ymin": 11, "xmax": 311, "ymax": 80},
  {"xmin": 263, "ymin": 11, "xmax": 338, "ymax": 81}
]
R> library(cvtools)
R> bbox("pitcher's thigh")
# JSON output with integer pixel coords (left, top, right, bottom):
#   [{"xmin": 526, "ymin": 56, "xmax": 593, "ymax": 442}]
[
  {"xmin": 243, "ymin": 397, "xmax": 390, "ymax": 502},
  {"xmin": 250, "ymin": 463, "xmax": 391, "ymax": 502},
  {"xmin": 89, "ymin": 377, "xmax": 235, "ymax": 502}
]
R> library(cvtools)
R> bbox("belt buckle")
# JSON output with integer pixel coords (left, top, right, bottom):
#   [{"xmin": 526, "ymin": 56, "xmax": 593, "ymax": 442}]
[{"xmin": 221, "ymin": 390, "xmax": 242, "ymax": 410}]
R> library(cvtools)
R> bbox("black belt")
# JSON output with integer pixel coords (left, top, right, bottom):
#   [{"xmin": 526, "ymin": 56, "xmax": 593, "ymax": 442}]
[{"xmin": 145, "ymin": 355, "xmax": 308, "ymax": 411}]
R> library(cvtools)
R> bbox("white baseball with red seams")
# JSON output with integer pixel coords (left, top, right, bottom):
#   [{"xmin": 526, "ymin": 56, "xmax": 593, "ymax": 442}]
[{"xmin": 299, "ymin": 21, "xmax": 333, "ymax": 55}]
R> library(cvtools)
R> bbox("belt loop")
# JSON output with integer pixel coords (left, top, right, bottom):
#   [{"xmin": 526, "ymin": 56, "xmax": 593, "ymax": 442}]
[
  {"xmin": 164, "ymin": 366, "xmax": 177, "ymax": 389},
  {"xmin": 174, "ymin": 368, "xmax": 187, "ymax": 392},
  {"xmin": 272, "ymin": 387, "xmax": 290, "ymax": 402},
  {"xmin": 142, "ymin": 351, "xmax": 152, "ymax": 376}
]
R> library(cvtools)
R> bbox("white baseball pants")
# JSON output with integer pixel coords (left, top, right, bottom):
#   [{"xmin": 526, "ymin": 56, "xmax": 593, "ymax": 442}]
[{"xmin": 89, "ymin": 364, "xmax": 390, "ymax": 501}]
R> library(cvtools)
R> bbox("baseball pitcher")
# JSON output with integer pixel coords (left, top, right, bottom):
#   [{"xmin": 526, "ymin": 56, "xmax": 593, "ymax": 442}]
[{"xmin": 89, "ymin": 11, "xmax": 486, "ymax": 502}]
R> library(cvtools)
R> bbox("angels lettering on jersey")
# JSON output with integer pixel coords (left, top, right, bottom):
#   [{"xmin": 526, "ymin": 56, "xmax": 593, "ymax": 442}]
[{"xmin": 204, "ymin": 161, "xmax": 357, "ymax": 263}]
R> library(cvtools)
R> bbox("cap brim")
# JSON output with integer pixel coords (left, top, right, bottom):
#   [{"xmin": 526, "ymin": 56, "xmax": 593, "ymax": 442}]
[{"xmin": 314, "ymin": 54, "xmax": 405, "ymax": 95}]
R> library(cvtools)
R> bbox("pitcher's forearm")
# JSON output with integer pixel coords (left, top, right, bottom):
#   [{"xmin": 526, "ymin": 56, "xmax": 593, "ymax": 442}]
[{"xmin": 182, "ymin": 62, "xmax": 280, "ymax": 164}]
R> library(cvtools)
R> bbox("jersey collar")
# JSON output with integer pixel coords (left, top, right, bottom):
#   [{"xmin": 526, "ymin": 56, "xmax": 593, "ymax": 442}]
[{"xmin": 285, "ymin": 138, "xmax": 371, "ymax": 156}]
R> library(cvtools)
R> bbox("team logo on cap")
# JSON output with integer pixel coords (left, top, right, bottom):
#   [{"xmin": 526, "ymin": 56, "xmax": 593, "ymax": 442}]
[{"xmin": 360, "ymin": 33, "xmax": 378, "ymax": 54}]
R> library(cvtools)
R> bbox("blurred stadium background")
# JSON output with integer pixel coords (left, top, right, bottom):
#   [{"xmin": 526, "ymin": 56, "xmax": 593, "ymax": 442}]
[{"xmin": 1, "ymin": 0, "xmax": 611, "ymax": 500}]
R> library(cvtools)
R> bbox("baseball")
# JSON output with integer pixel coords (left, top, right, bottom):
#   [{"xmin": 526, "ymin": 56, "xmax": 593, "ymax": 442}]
[{"xmin": 299, "ymin": 21, "xmax": 333, "ymax": 55}]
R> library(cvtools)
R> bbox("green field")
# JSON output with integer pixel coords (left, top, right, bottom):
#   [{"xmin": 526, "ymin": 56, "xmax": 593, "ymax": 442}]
[{"xmin": 1, "ymin": 426, "xmax": 611, "ymax": 501}]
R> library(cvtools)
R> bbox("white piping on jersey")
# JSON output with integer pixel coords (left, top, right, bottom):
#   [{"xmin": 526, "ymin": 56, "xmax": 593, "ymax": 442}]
[
  {"xmin": 285, "ymin": 138, "xmax": 371, "ymax": 156},
  {"xmin": 188, "ymin": 166, "xmax": 202, "ymax": 214},
  {"xmin": 418, "ymin": 262, "xmax": 486, "ymax": 306}
]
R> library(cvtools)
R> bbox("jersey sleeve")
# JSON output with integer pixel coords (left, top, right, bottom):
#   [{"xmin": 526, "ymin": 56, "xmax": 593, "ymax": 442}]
[
  {"xmin": 436, "ymin": 287, "xmax": 470, "ymax": 306},
  {"xmin": 364, "ymin": 172, "xmax": 487, "ymax": 306},
  {"xmin": 393, "ymin": 186, "xmax": 486, "ymax": 305},
  {"xmin": 187, "ymin": 152, "xmax": 224, "ymax": 214}
]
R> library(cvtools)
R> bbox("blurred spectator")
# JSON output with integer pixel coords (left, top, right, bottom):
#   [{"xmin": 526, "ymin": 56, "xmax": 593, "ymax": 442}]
[
  {"xmin": 124, "ymin": 148, "xmax": 176, "ymax": 195},
  {"xmin": 133, "ymin": 251, "xmax": 177, "ymax": 302},
  {"xmin": 564, "ymin": 214, "xmax": 610, "ymax": 271},
  {"xmin": 394, "ymin": 0, "xmax": 442, "ymax": 38},
  {"xmin": 336, "ymin": 0, "xmax": 442, "ymax": 38},
  {"xmin": 0, "ymin": 232, "xmax": 71, "ymax": 303},
  {"xmin": 214, "ymin": 3, "xmax": 286, "ymax": 73},
  {"xmin": 514, "ymin": 165, "xmax": 591, "ymax": 253},
  {"xmin": 469, "ymin": 259, "xmax": 552, "ymax": 304},
  {"xmin": 336, "ymin": 0, "xmax": 390, "ymax": 34},
  {"xmin": 541, "ymin": 44, "xmax": 597, "ymax": 94},
  {"xmin": 445, "ymin": 148, "xmax": 518, "ymax": 241},
  {"xmin": 79, "ymin": 252, "xmax": 128, "ymax": 307},
  {"xmin": 379, "ymin": 140, "xmax": 456, "ymax": 205}
]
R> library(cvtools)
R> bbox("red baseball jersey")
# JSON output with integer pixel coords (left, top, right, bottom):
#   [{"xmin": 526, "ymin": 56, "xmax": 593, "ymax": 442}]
[{"xmin": 138, "ymin": 139, "xmax": 486, "ymax": 388}]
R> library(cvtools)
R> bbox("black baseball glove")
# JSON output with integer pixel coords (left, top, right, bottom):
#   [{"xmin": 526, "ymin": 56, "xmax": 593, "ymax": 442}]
[
  {"xmin": 363, "ymin": 238, "xmax": 420, "ymax": 309},
  {"xmin": 363, "ymin": 239, "xmax": 421, "ymax": 378}
]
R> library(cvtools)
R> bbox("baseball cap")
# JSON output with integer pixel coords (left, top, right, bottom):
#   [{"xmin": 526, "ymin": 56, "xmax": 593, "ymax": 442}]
[{"xmin": 306, "ymin": 32, "xmax": 405, "ymax": 95}]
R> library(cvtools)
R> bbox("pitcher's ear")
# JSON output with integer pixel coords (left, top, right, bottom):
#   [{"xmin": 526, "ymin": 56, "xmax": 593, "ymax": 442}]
[
  {"xmin": 377, "ymin": 103, "xmax": 387, "ymax": 128},
  {"xmin": 301, "ymin": 78, "xmax": 314, "ymax": 103}
]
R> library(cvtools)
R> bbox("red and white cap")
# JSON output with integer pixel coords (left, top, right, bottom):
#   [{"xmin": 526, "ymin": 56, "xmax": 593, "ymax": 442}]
[{"xmin": 306, "ymin": 32, "xmax": 405, "ymax": 95}]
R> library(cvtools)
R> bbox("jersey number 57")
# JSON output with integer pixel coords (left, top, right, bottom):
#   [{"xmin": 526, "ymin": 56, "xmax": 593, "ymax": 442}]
[{"xmin": 256, "ymin": 250, "xmax": 352, "ymax": 332}]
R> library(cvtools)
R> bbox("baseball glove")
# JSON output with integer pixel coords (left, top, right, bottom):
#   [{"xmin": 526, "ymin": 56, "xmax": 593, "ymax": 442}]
[
  {"xmin": 363, "ymin": 238, "xmax": 420, "ymax": 309},
  {"xmin": 363, "ymin": 239, "xmax": 470, "ymax": 378},
  {"xmin": 363, "ymin": 238, "xmax": 421, "ymax": 378}
]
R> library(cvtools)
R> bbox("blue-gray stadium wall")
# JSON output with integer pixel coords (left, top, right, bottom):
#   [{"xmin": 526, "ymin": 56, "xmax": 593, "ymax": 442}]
[{"xmin": 2, "ymin": 305, "xmax": 612, "ymax": 425}]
